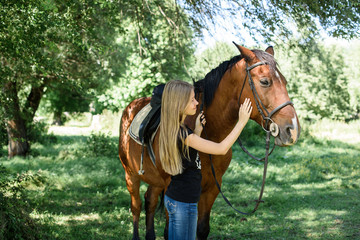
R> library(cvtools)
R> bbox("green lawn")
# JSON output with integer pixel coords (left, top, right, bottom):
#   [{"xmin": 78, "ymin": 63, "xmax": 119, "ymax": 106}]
[{"xmin": 1, "ymin": 119, "xmax": 360, "ymax": 239}]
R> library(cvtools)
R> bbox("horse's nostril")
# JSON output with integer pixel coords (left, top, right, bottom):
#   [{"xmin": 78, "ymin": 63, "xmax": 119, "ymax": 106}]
[
  {"xmin": 284, "ymin": 125, "xmax": 296, "ymax": 144},
  {"xmin": 286, "ymin": 126, "xmax": 291, "ymax": 136},
  {"xmin": 285, "ymin": 125, "xmax": 294, "ymax": 137}
]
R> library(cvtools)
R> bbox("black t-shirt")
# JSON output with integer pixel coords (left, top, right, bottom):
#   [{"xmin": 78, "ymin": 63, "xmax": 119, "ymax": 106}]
[{"xmin": 165, "ymin": 126, "xmax": 202, "ymax": 203}]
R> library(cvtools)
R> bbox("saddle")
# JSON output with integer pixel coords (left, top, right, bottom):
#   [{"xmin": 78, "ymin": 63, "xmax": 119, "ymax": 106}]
[{"xmin": 129, "ymin": 84, "xmax": 165, "ymax": 173}]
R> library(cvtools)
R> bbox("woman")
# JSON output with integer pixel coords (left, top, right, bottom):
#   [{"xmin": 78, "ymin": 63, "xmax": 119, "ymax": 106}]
[{"xmin": 159, "ymin": 80, "xmax": 252, "ymax": 240}]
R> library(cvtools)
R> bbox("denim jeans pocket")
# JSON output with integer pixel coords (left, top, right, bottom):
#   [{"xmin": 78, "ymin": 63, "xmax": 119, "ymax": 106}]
[{"xmin": 165, "ymin": 198, "xmax": 177, "ymax": 214}]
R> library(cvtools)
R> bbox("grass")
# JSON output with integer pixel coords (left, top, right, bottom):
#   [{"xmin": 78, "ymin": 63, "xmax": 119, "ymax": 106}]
[{"xmin": 1, "ymin": 118, "xmax": 360, "ymax": 239}]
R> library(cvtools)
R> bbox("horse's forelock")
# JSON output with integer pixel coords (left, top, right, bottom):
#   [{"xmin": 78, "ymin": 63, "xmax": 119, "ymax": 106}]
[{"xmin": 252, "ymin": 49, "xmax": 278, "ymax": 75}]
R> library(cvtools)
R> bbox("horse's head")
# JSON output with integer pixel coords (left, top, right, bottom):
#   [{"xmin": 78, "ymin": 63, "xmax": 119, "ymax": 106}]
[{"xmin": 233, "ymin": 43, "xmax": 300, "ymax": 146}]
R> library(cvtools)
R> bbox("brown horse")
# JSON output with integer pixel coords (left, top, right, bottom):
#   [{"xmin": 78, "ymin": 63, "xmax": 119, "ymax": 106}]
[{"xmin": 118, "ymin": 44, "xmax": 300, "ymax": 240}]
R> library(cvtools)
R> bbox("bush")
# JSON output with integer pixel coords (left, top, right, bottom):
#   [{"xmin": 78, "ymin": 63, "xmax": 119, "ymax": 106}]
[
  {"xmin": 0, "ymin": 121, "xmax": 7, "ymax": 147},
  {"xmin": 85, "ymin": 131, "xmax": 117, "ymax": 158},
  {"xmin": 28, "ymin": 120, "xmax": 57, "ymax": 145},
  {"xmin": 0, "ymin": 165, "xmax": 46, "ymax": 239}
]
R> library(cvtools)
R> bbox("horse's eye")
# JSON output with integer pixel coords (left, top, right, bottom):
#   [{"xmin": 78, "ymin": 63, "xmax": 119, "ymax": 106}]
[{"xmin": 260, "ymin": 79, "xmax": 270, "ymax": 87}]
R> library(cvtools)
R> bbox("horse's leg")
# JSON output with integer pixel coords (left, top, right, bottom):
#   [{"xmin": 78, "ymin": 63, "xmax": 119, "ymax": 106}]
[
  {"xmin": 125, "ymin": 172, "xmax": 142, "ymax": 240},
  {"xmin": 144, "ymin": 185, "xmax": 164, "ymax": 240},
  {"xmin": 164, "ymin": 212, "xmax": 169, "ymax": 240},
  {"xmin": 197, "ymin": 185, "xmax": 220, "ymax": 240}
]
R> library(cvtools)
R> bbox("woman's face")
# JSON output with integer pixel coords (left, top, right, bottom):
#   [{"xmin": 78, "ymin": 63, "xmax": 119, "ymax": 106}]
[{"xmin": 184, "ymin": 90, "xmax": 198, "ymax": 116}]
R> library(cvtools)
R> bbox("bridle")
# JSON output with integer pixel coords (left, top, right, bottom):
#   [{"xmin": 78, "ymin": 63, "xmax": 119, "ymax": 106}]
[
  {"xmin": 200, "ymin": 60, "xmax": 294, "ymax": 215},
  {"xmin": 237, "ymin": 61, "xmax": 293, "ymax": 161},
  {"xmin": 239, "ymin": 62, "xmax": 293, "ymax": 139}
]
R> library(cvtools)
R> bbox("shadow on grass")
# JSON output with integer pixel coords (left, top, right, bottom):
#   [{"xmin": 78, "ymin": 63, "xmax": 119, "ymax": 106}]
[
  {"xmin": 206, "ymin": 135, "xmax": 360, "ymax": 239},
  {"xmin": 2, "ymin": 129, "xmax": 360, "ymax": 239},
  {"xmin": 209, "ymin": 176, "xmax": 360, "ymax": 239},
  {"xmin": 1, "ymin": 133, "xmax": 135, "ymax": 240}
]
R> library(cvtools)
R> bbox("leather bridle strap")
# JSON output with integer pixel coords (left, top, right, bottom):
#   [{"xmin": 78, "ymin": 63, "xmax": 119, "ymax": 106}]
[
  {"xmin": 202, "ymin": 126, "xmax": 260, "ymax": 215},
  {"xmin": 268, "ymin": 101, "xmax": 293, "ymax": 119},
  {"xmin": 238, "ymin": 62, "xmax": 293, "ymax": 162}
]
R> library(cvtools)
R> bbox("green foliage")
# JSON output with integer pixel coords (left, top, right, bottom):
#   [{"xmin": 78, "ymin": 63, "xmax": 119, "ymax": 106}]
[
  {"xmin": 0, "ymin": 0, "xmax": 124, "ymax": 156},
  {"xmin": 239, "ymin": 120, "xmax": 267, "ymax": 147},
  {"xmin": 39, "ymin": 82, "xmax": 92, "ymax": 125},
  {"xmin": 190, "ymin": 42, "xmax": 239, "ymax": 80},
  {"xmin": 85, "ymin": 131, "xmax": 117, "ymax": 158},
  {"xmin": 342, "ymin": 39, "xmax": 360, "ymax": 117},
  {"xmin": 26, "ymin": 120, "xmax": 57, "ymax": 145},
  {"xmin": 0, "ymin": 164, "xmax": 47, "ymax": 240},
  {"xmin": 178, "ymin": 0, "xmax": 360, "ymax": 45},
  {"xmin": 0, "ymin": 121, "xmax": 7, "ymax": 148},
  {"xmin": 277, "ymin": 38, "xmax": 353, "ymax": 120},
  {"xmin": 94, "ymin": 2, "xmax": 195, "ymax": 112}
]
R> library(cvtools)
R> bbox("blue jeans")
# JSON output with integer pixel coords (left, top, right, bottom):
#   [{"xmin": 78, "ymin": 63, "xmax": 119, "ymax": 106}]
[{"xmin": 164, "ymin": 195, "xmax": 198, "ymax": 240}]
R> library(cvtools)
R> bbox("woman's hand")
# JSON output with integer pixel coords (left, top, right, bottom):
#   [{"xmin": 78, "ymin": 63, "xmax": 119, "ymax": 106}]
[
  {"xmin": 186, "ymin": 100, "xmax": 252, "ymax": 155},
  {"xmin": 239, "ymin": 98, "xmax": 252, "ymax": 124},
  {"xmin": 194, "ymin": 111, "xmax": 206, "ymax": 135}
]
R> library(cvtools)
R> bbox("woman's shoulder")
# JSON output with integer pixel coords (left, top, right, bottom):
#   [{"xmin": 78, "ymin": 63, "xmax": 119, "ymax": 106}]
[
  {"xmin": 182, "ymin": 125, "xmax": 193, "ymax": 135},
  {"xmin": 178, "ymin": 125, "xmax": 193, "ymax": 142}
]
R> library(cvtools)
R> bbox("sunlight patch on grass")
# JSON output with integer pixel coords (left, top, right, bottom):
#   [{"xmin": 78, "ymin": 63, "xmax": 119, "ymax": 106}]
[
  {"xmin": 60, "ymin": 213, "xmax": 102, "ymax": 225},
  {"xmin": 291, "ymin": 180, "xmax": 341, "ymax": 190},
  {"xmin": 49, "ymin": 126, "xmax": 93, "ymax": 136},
  {"xmin": 286, "ymin": 208, "xmax": 347, "ymax": 238},
  {"xmin": 309, "ymin": 119, "xmax": 360, "ymax": 144}
]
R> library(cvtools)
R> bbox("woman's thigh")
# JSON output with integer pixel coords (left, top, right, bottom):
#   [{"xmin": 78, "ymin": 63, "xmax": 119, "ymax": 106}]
[{"xmin": 165, "ymin": 195, "xmax": 197, "ymax": 240}]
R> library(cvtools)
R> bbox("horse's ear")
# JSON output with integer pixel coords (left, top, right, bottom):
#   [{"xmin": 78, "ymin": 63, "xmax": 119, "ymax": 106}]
[
  {"xmin": 232, "ymin": 41, "xmax": 255, "ymax": 62},
  {"xmin": 265, "ymin": 46, "xmax": 274, "ymax": 56}
]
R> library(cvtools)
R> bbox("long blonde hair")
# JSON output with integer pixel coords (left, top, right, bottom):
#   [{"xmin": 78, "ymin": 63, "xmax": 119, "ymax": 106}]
[{"xmin": 159, "ymin": 80, "xmax": 194, "ymax": 175}]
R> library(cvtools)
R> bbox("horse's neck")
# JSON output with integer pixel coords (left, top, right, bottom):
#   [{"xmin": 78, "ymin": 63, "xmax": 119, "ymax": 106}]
[{"xmin": 205, "ymin": 74, "xmax": 243, "ymax": 140}]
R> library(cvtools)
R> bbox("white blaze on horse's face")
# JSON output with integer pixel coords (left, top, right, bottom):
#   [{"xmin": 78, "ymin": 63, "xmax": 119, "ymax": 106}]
[
  {"xmin": 275, "ymin": 70, "xmax": 282, "ymax": 84},
  {"xmin": 290, "ymin": 114, "xmax": 299, "ymax": 144}
]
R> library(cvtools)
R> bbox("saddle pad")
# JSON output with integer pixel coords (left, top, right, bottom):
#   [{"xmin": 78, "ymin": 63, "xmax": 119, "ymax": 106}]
[{"xmin": 129, "ymin": 103, "xmax": 159, "ymax": 145}]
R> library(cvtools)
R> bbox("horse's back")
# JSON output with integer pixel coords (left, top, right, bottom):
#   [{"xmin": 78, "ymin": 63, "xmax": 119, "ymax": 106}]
[{"xmin": 119, "ymin": 97, "xmax": 150, "ymax": 168}]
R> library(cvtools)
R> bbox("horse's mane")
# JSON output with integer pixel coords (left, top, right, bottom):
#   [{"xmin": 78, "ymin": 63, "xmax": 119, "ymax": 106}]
[
  {"xmin": 194, "ymin": 55, "xmax": 243, "ymax": 107},
  {"xmin": 194, "ymin": 49, "xmax": 277, "ymax": 107}
]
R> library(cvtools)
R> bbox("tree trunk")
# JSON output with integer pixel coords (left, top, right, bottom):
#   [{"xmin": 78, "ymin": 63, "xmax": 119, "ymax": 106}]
[
  {"xmin": 25, "ymin": 82, "xmax": 46, "ymax": 120},
  {"xmin": 3, "ymin": 79, "xmax": 47, "ymax": 158},
  {"xmin": 3, "ymin": 81, "xmax": 29, "ymax": 157},
  {"xmin": 6, "ymin": 118, "xmax": 29, "ymax": 158},
  {"xmin": 52, "ymin": 111, "xmax": 63, "ymax": 126}
]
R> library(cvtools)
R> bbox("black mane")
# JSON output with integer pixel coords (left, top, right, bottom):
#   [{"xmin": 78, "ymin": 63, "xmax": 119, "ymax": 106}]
[
  {"xmin": 194, "ymin": 55, "xmax": 243, "ymax": 107},
  {"xmin": 194, "ymin": 50, "xmax": 278, "ymax": 107}
]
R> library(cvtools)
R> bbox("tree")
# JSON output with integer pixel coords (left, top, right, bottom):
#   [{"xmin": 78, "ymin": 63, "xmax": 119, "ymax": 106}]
[
  {"xmin": 0, "ymin": 0, "xmax": 195, "ymax": 157},
  {"xmin": 2, "ymin": 0, "xmax": 360, "ymax": 158},
  {"xmin": 342, "ymin": 39, "xmax": 360, "ymax": 119},
  {"xmin": 41, "ymin": 82, "xmax": 92, "ymax": 125},
  {"xmin": 94, "ymin": 2, "xmax": 195, "ymax": 112},
  {"xmin": 179, "ymin": 0, "xmax": 360, "ymax": 43},
  {"xmin": 189, "ymin": 42, "xmax": 238, "ymax": 81},
  {"xmin": 0, "ymin": 0, "xmax": 121, "ymax": 157},
  {"xmin": 277, "ymin": 37, "xmax": 352, "ymax": 121}
]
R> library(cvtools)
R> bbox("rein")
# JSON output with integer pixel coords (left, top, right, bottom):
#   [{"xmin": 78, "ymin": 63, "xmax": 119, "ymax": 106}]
[{"xmin": 199, "ymin": 60, "xmax": 293, "ymax": 215}]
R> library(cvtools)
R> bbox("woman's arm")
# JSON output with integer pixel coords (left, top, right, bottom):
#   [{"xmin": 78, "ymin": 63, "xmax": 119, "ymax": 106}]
[{"xmin": 186, "ymin": 98, "xmax": 252, "ymax": 155}]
